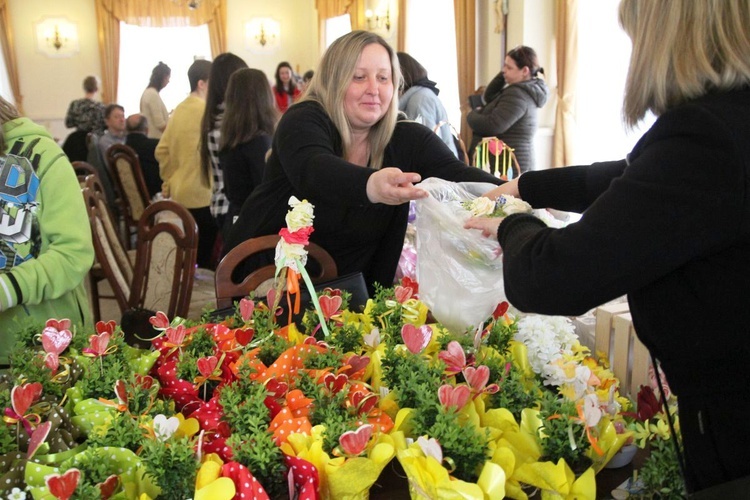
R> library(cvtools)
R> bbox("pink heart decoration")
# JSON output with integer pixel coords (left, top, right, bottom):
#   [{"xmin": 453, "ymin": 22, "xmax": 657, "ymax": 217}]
[
  {"xmin": 319, "ymin": 295, "xmax": 343, "ymax": 319},
  {"xmin": 322, "ymin": 373, "xmax": 348, "ymax": 393},
  {"xmin": 11, "ymin": 382, "xmax": 43, "ymax": 416},
  {"xmin": 239, "ymin": 298, "xmax": 255, "ymax": 322},
  {"xmin": 45, "ymin": 353, "xmax": 60, "ymax": 372},
  {"xmin": 134, "ymin": 374, "xmax": 155, "ymax": 390},
  {"xmin": 351, "ymin": 391, "xmax": 378, "ymax": 415},
  {"xmin": 438, "ymin": 341, "xmax": 467, "ymax": 374},
  {"xmin": 416, "ymin": 436, "xmax": 443, "ymax": 463},
  {"xmin": 339, "ymin": 423, "xmax": 373, "ymax": 456},
  {"xmin": 235, "ymin": 328, "xmax": 254, "ymax": 347},
  {"xmin": 88, "ymin": 332, "xmax": 111, "ymax": 355},
  {"xmin": 197, "ymin": 356, "xmax": 219, "ymax": 378},
  {"xmin": 149, "ymin": 311, "xmax": 170, "ymax": 329},
  {"xmin": 114, "ymin": 380, "xmax": 128, "ymax": 406},
  {"xmin": 463, "ymin": 365, "xmax": 490, "ymax": 392},
  {"xmin": 488, "ymin": 138, "xmax": 504, "ymax": 155},
  {"xmin": 394, "ymin": 285, "xmax": 413, "ymax": 304},
  {"xmin": 27, "ymin": 420, "xmax": 51, "ymax": 459},
  {"xmin": 46, "ymin": 468, "xmax": 81, "ymax": 500},
  {"xmin": 438, "ymin": 384, "xmax": 471, "ymax": 410},
  {"xmin": 41, "ymin": 325, "xmax": 72, "ymax": 356},
  {"xmin": 266, "ymin": 289, "xmax": 277, "ymax": 307},
  {"xmin": 165, "ymin": 325, "xmax": 186, "ymax": 346},
  {"xmin": 401, "ymin": 324, "xmax": 433, "ymax": 354},
  {"xmin": 45, "ymin": 318, "xmax": 71, "ymax": 331}
]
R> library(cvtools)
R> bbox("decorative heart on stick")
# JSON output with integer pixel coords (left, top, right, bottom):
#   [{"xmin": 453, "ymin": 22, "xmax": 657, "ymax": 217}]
[
  {"xmin": 41, "ymin": 325, "xmax": 72, "ymax": 356},
  {"xmin": 197, "ymin": 355, "xmax": 219, "ymax": 378},
  {"xmin": 11, "ymin": 382, "xmax": 43, "ymax": 417},
  {"xmin": 339, "ymin": 423, "xmax": 373, "ymax": 456},
  {"xmin": 319, "ymin": 295, "xmax": 343, "ymax": 319},
  {"xmin": 401, "ymin": 324, "xmax": 433, "ymax": 354},
  {"xmin": 46, "ymin": 468, "xmax": 81, "ymax": 500}
]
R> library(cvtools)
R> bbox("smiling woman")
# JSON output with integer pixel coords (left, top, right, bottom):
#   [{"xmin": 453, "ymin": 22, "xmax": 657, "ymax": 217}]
[{"xmin": 223, "ymin": 30, "xmax": 503, "ymax": 295}]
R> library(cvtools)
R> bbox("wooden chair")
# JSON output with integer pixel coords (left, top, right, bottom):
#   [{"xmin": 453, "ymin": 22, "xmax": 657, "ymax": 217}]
[
  {"xmin": 72, "ymin": 160, "xmax": 100, "ymax": 185},
  {"xmin": 214, "ymin": 235, "xmax": 338, "ymax": 309},
  {"xmin": 105, "ymin": 144, "xmax": 152, "ymax": 248},
  {"xmin": 82, "ymin": 178, "xmax": 135, "ymax": 318},
  {"xmin": 129, "ymin": 199, "xmax": 198, "ymax": 319}
]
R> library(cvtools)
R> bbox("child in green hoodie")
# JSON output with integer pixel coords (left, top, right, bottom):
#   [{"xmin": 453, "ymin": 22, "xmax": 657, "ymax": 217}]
[{"xmin": 0, "ymin": 96, "xmax": 94, "ymax": 364}]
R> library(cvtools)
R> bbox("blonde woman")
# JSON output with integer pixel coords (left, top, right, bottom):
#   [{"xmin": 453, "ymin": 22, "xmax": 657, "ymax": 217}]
[
  {"xmin": 225, "ymin": 30, "xmax": 501, "ymax": 293},
  {"xmin": 467, "ymin": 0, "xmax": 750, "ymax": 494}
]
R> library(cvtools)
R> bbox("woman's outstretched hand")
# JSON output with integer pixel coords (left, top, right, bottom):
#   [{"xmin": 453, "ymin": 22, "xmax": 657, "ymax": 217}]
[
  {"xmin": 366, "ymin": 167, "xmax": 427, "ymax": 205},
  {"xmin": 483, "ymin": 177, "xmax": 520, "ymax": 200},
  {"xmin": 464, "ymin": 216, "xmax": 503, "ymax": 239}
]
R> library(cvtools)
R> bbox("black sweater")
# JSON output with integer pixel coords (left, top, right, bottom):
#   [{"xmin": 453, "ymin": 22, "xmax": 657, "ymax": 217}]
[
  {"xmin": 226, "ymin": 100, "xmax": 501, "ymax": 291},
  {"xmin": 498, "ymin": 88, "xmax": 750, "ymax": 398}
]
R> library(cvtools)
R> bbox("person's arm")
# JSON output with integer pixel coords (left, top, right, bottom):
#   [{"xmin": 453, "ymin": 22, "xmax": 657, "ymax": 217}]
[
  {"xmin": 0, "ymin": 152, "xmax": 93, "ymax": 310},
  {"xmin": 496, "ymin": 105, "xmax": 743, "ymax": 316},
  {"xmin": 467, "ymin": 86, "xmax": 528, "ymax": 138},
  {"xmin": 142, "ymin": 90, "xmax": 168, "ymax": 133},
  {"xmin": 221, "ymin": 135, "xmax": 271, "ymax": 211},
  {"xmin": 64, "ymin": 101, "xmax": 77, "ymax": 128},
  {"xmin": 483, "ymin": 72, "xmax": 506, "ymax": 103}
]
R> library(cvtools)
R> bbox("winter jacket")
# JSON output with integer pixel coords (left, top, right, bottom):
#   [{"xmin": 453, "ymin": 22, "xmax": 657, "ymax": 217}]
[
  {"xmin": 399, "ymin": 83, "xmax": 459, "ymax": 158},
  {"xmin": 467, "ymin": 78, "xmax": 549, "ymax": 172},
  {"xmin": 0, "ymin": 117, "xmax": 94, "ymax": 361}
]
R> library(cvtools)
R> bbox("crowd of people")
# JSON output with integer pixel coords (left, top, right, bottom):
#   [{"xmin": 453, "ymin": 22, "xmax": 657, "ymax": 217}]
[{"xmin": 5, "ymin": 2, "xmax": 750, "ymax": 494}]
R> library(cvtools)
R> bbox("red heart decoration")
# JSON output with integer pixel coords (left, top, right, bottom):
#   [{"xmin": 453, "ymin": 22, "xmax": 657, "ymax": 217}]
[
  {"xmin": 339, "ymin": 423, "xmax": 373, "ymax": 456},
  {"xmin": 27, "ymin": 420, "xmax": 51, "ymax": 459},
  {"xmin": 239, "ymin": 298, "xmax": 255, "ymax": 322},
  {"xmin": 149, "ymin": 311, "xmax": 170, "ymax": 329},
  {"xmin": 266, "ymin": 378, "xmax": 288, "ymax": 399},
  {"xmin": 45, "ymin": 318, "xmax": 71, "ymax": 331},
  {"xmin": 322, "ymin": 373, "xmax": 348, "ymax": 393},
  {"xmin": 438, "ymin": 384, "xmax": 471, "ymax": 410},
  {"xmin": 319, "ymin": 295, "xmax": 343, "ymax": 319},
  {"xmin": 45, "ymin": 353, "xmax": 60, "ymax": 372},
  {"xmin": 46, "ymin": 468, "xmax": 81, "ymax": 500},
  {"xmin": 11, "ymin": 382, "xmax": 43, "ymax": 416},
  {"xmin": 98, "ymin": 474, "xmax": 119, "ymax": 499},
  {"xmin": 463, "ymin": 365, "xmax": 490, "ymax": 392},
  {"xmin": 166, "ymin": 325, "xmax": 186, "ymax": 346},
  {"xmin": 134, "ymin": 374, "xmax": 154, "ymax": 390},
  {"xmin": 88, "ymin": 332, "xmax": 111, "ymax": 355},
  {"xmin": 344, "ymin": 355, "xmax": 370, "ymax": 375},
  {"xmin": 351, "ymin": 391, "xmax": 378, "ymax": 415},
  {"xmin": 492, "ymin": 301, "xmax": 509, "ymax": 319},
  {"xmin": 488, "ymin": 138, "xmax": 504, "ymax": 155},
  {"xmin": 41, "ymin": 325, "xmax": 72, "ymax": 356},
  {"xmin": 235, "ymin": 328, "xmax": 254, "ymax": 347},
  {"xmin": 95, "ymin": 320, "xmax": 117, "ymax": 335},
  {"xmin": 197, "ymin": 355, "xmax": 219, "ymax": 378},
  {"xmin": 401, "ymin": 324, "xmax": 433, "ymax": 354},
  {"xmin": 114, "ymin": 380, "xmax": 128, "ymax": 406},
  {"xmin": 394, "ymin": 285, "xmax": 413, "ymax": 303}
]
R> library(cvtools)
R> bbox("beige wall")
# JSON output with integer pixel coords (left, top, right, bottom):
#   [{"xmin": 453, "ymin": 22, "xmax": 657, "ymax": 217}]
[{"xmin": 8, "ymin": 0, "xmax": 556, "ymax": 162}]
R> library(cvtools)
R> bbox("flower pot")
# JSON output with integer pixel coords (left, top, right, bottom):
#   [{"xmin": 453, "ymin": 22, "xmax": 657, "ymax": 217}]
[{"xmin": 605, "ymin": 443, "xmax": 638, "ymax": 469}]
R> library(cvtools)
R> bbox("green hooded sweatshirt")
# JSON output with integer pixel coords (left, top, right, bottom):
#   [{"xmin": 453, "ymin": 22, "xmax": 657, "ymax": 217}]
[{"xmin": 0, "ymin": 117, "xmax": 94, "ymax": 362}]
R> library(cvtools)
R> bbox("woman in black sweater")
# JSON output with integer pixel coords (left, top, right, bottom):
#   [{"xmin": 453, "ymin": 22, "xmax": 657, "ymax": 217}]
[{"xmin": 467, "ymin": 0, "xmax": 750, "ymax": 494}]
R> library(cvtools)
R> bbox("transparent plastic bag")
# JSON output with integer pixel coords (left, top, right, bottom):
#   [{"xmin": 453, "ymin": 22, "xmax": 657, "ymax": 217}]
[{"xmin": 414, "ymin": 178, "xmax": 505, "ymax": 333}]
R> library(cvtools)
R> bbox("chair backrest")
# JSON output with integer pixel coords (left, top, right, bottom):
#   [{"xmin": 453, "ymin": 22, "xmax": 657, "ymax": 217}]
[
  {"xmin": 214, "ymin": 235, "xmax": 338, "ymax": 309},
  {"xmin": 72, "ymin": 161, "xmax": 100, "ymax": 187},
  {"xmin": 105, "ymin": 143, "xmax": 152, "ymax": 229},
  {"xmin": 433, "ymin": 121, "xmax": 469, "ymax": 165},
  {"xmin": 472, "ymin": 137, "xmax": 521, "ymax": 180},
  {"xmin": 82, "ymin": 180, "xmax": 134, "ymax": 315},
  {"xmin": 129, "ymin": 199, "xmax": 198, "ymax": 319}
]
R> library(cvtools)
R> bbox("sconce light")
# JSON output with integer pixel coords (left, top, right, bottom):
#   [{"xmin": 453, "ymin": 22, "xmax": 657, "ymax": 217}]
[
  {"xmin": 171, "ymin": 0, "xmax": 202, "ymax": 10},
  {"xmin": 245, "ymin": 18, "xmax": 281, "ymax": 53},
  {"xmin": 35, "ymin": 17, "xmax": 79, "ymax": 58},
  {"xmin": 365, "ymin": 4, "xmax": 391, "ymax": 33}
]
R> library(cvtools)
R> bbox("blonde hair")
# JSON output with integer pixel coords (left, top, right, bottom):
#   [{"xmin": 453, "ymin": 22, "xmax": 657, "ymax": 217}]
[
  {"xmin": 302, "ymin": 30, "xmax": 402, "ymax": 169},
  {"xmin": 619, "ymin": 0, "xmax": 750, "ymax": 128},
  {"xmin": 0, "ymin": 95, "xmax": 20, "ymax": 152}
]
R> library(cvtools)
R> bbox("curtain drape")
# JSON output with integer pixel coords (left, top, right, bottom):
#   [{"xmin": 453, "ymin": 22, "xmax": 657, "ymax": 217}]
[
  {"xmin": 396, "ymin": 0, "xmax": 406, "ymax": 50},
  {"xmin": 454, "ymin": 0, "xmax": 476, "ymax": 151},
  {"xmin": 316, "ymin": 0, "xmax": 362, "ymax": 38},
  {"xmin": 0, "ymin": 0, "xmax": 22, "ymax": 112},
  {"xmin": 95, "ymin": 0, "xmax": 226, "ymax": 105},
  {"xmin": 552, "ymin": 0, "xmax": 577, "ymax": 167}
]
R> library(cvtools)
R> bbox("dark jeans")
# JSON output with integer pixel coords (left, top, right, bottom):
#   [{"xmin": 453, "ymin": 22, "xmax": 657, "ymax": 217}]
[{"xmin": 189, "ymin": 206, "xmax": 218, "ymax": 269}]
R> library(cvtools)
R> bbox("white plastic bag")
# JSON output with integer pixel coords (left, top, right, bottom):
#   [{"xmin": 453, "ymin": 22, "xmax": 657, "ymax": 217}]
[{"xmin": 414, "ymin": 178, "xmax": 505, "ymax": 333}]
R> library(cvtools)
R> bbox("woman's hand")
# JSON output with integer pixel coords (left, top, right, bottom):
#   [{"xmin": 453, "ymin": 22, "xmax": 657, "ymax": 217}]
[
  {"xmin": 464, "ymin": 216, "xmax": 503, "ymax": 239},
  {"xmin": 483, "ymin": 177, "xmax": 520, "ymax": 200},
  {"xmin": 366, "ymin": 167, "xmax": 427, "ymax": 205}
]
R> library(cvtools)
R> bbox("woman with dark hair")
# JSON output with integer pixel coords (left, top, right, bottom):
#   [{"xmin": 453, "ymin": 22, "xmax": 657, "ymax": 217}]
[
  {"xmin": 140, "ymin": 61, "xmax": 171, "ymax": 139},
  {"xmin": 397, "ymin": 51, "xmax": 458, "ymax": 158},
  {"xmin": 219, "ymin": 68, "xmax": 278, "ymax": 238},
  {"xmin": 467, "ymin": 45, "xmax": 548, "ymax": 172},
  {"xmin": 200, "ymin": 52, "xmax": 248, "ymax": 238},
  {"xmin": 273, "ymin": 61, "xmax": 301, "ymax": 113},
  {"xmin": 62, "ymin": 75, "xmax": 105, "ymax": 161}
]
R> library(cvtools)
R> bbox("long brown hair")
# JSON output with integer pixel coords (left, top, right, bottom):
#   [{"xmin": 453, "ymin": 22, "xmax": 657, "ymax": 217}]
[
  {"xmin": 199, "ymin": 52, "xmax": 248, "ymax": 184},
  {"xmin": 219, "ymin": 68, "xmax": 278, "ymax": 150}
]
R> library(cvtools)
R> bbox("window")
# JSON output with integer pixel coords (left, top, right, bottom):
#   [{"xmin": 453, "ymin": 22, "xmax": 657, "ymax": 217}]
[
  {"xmin": 325, "ymin": 14, "xmax": 352, "ymax": 48},
  {"xmin": 117, "ymin": 22, "xmax": 211, "ymax": 117},
  {"xmin": 574, "ymin": 0, "xmax": 655, "ymax": 165},
  {"xmin": 0, "ymin": 44, "xmax": 14, "ymax": 105}
]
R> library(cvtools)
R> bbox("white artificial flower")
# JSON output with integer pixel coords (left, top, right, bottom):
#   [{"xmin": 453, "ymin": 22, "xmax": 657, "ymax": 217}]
[
  {"xmin": 466, "ymin": 196, "xmax": 496, "ymax": 217},
  {"xmin": 285, "ymin": 197, "xmax": 315, "ymax": 231},
  {"xmin": 499, "ymin": 195, "xmax": 532, "ymax": 215},
  {"xmin": 514, "ymin": 315, "xmax": 578, "ymax": 374},
  {"xmin": 8, "ymin": 488, "xmax": 27, "ymax": 500},
  {"xmin": 274, "ymin": 239, "xmax": 309, "ymax": 271}
]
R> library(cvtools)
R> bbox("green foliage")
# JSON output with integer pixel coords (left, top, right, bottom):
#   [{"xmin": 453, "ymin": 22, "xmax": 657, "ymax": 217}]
[
  {"xmin": 8, "ymin": 343, "xmax": 65, "ymax": 399},
  {"xmin": 485, "ymin": 319, "xmax": 517, "ymax": 354},
  {"xmin": 87, "ymin": 412, "xmax": 144, "ymax": 451},
  {"xmin": 220, "ymin": 381, "xmax": 288, "ymax": 498},
  {"xmin": 302, "ymin": 349, "xmax": 343, "ymax": 371},
  {"xmin": 307, "ymin": 388, "xmax": 354, "ymax": 454},
  {"xmin": 482, "ymin": 354, "xmax": 541, "ymax": 420},
  {"xmin": 141, "ymin": 436, "xmax": 197, "ymax": 500},
  {"xmin": 328, "ymin": 323, "xmax": 364, "ymax": 354},
  {"xmin": 632, "ymin": 439, "xmax": 686, "ymax": 499},
  {"xmin": 257, "ymin": 334, "xmax": 293, "ymax": 367},
  {"xmin": 0, "ymin": 421, "xmax": 15, "ymax": 456},
  {"xmin": 62, "ymin": 448, "xmax": 117, "ymax": 497},
  {"xmin": 436, "ymin": 330, "xmax": 475, "ymax": 354},
  {"xmin": 367, "ymin": 284, "xmax": 407, "ymax": 342},
  {"xmin": 537, "ymin": 392, "xmax": 591, "ymax": 468},
  {"xmin": 428, "ymin": 409, "xmax": 490, "ymax": 483},
  {"xmin": 175, "ymin": 328, "xmax": 217, "ymax": 382},
  {"xmin": 76, "ymin": 352, "xmax": 130, "ymax": 401}
]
